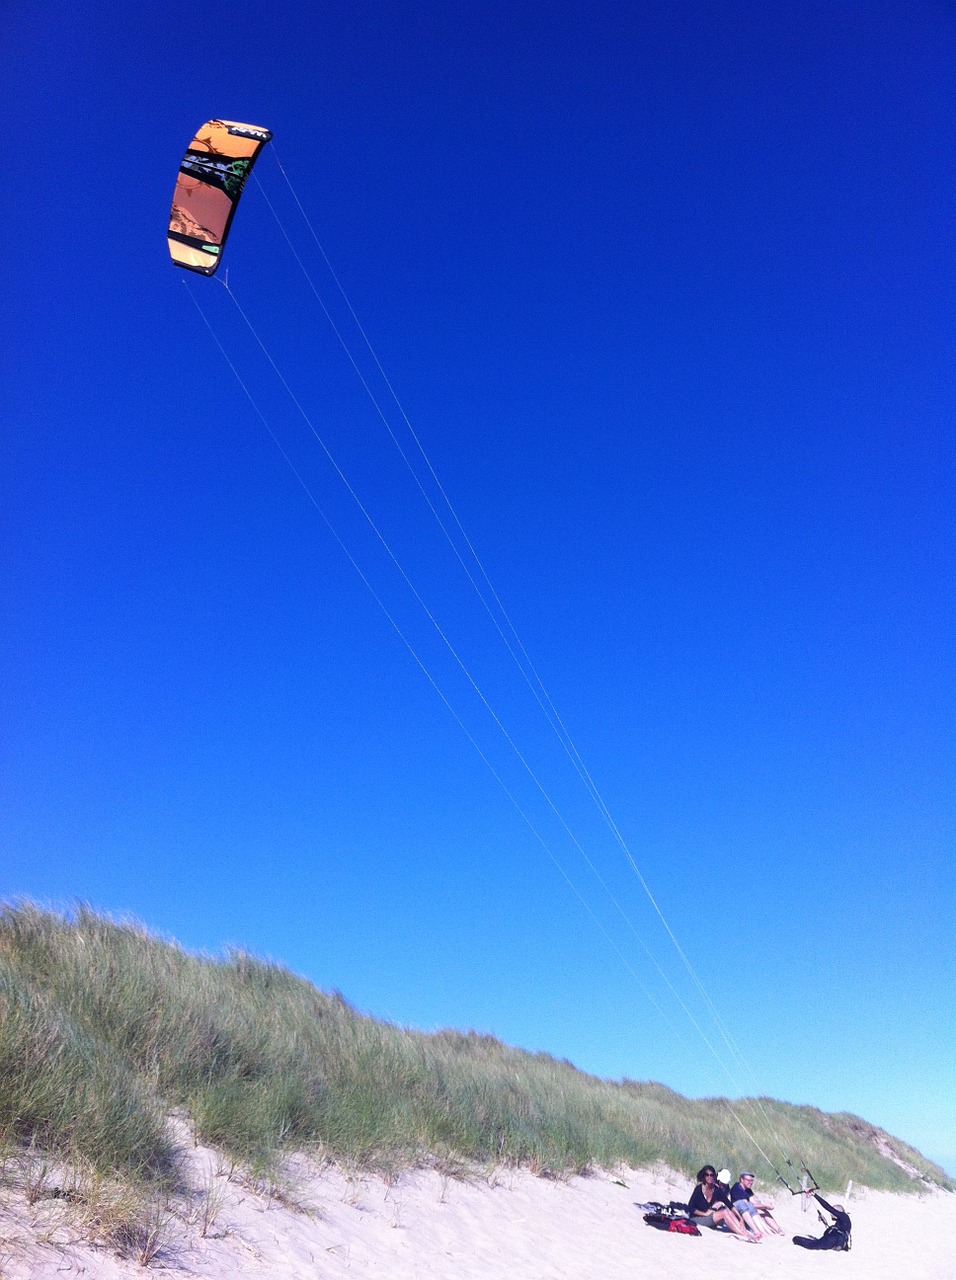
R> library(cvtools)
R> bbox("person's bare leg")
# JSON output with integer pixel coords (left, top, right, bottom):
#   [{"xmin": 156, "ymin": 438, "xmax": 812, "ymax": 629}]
[
  {"xmin": 715, "ymin": 1207, "xmax": 760, "ymax": 1240},
  {"xmin": 740, "ymin": 1210, "xmax": 763, "ymax": 1238}
]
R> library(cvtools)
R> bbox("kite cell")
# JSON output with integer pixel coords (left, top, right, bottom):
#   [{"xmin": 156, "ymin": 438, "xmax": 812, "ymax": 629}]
[{"xmin": 168, "ymin": 120, "xmax": 272, "ymax": 276}]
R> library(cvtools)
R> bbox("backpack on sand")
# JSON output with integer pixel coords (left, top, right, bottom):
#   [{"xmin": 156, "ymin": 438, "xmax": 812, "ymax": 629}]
[{"xmin": 643, "ymin": 1211, "xmax": 701, "ymax": 1236}]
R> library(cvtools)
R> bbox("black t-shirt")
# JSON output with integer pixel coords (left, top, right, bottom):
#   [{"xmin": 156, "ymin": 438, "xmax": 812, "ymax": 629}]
[{"xmin": 688, "ymin": 1184, "xmax": 731, "ymax": 1215}]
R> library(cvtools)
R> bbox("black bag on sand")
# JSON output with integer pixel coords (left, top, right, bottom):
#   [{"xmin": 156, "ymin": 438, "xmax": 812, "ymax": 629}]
[{"xmin": 643, "ymin": 1212, "xmax": 701, "ymax": 1236}]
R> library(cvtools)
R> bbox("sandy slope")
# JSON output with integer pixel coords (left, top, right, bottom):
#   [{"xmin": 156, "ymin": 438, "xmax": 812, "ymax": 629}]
[{"xmin": 2, "ymin": 1131, "xmax": 952, "ymax": 1280}]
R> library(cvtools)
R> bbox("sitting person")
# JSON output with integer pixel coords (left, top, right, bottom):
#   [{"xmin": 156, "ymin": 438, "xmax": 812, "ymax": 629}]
[
  {"xmin": 730, "ymin": 1171, "xmax": 784, "ymax": 1236},
  {"xmin": 687, "ymin": 1166, "xmax": 759, "ymax": 1241},
  {"xmin": 792, "ymin": 1191, "xmax": 852, "ymax": 1251}
]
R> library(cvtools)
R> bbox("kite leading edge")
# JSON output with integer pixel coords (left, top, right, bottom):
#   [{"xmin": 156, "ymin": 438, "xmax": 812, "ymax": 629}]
[{"xmin": 168, "ymin": 120, "xmax": 272, "ymax": 276}]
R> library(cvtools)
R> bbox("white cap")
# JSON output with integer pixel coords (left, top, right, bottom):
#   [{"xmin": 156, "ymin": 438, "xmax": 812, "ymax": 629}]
[{"xmin": 718, "ymin": 1169, "xmax": 731, "ymax": 1183}]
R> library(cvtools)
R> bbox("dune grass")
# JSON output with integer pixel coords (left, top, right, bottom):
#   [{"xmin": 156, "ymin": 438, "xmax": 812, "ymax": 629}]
[{"xmin": 0, "ymin": 900, "xmax": 950, "ymax": 1204}]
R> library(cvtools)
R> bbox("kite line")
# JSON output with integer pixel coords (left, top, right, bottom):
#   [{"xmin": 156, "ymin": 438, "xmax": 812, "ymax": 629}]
[{"xmin": 169, "ymin": 120, "xmax": 809, "ymax": 1176}]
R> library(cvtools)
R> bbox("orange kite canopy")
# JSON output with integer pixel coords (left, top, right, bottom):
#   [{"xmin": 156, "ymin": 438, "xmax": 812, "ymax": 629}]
[{"xmin": 168, "ymin": 120, "xmax": 272, "ymax": 276}]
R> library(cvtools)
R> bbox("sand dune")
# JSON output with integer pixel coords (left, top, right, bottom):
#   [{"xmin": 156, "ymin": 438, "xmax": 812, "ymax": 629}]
[{"xmin": 2, "ymin": 1129, "xmax": 952, "ymax": 1280}]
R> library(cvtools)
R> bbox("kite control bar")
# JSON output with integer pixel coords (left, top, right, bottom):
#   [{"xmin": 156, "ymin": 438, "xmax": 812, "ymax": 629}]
[{"xmin": 775, "ymin": 1164, "xmax": 820, "ymax": 1196}]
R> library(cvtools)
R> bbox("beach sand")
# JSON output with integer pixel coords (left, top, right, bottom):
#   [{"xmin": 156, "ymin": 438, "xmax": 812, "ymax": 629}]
[{"xmin": 2, "ymin": 1131, "xmax": 953, "ymax": 1279}]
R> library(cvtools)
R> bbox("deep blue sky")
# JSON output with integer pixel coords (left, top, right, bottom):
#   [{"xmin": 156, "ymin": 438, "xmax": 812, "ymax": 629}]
[{"xmin": 2, "ymin": 2, "xmax": 954, "ymax": 1173}]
